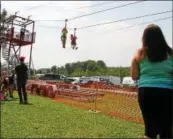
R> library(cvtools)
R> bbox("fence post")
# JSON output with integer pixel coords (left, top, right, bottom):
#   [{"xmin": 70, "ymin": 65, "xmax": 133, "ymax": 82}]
[{"xmin": 94, "ymin": 82, "xmax": 98, "ymax": 112}]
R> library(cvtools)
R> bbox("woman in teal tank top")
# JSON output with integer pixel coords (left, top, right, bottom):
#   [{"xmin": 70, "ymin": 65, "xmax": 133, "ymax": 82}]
[{"xmin": 131, "ymin": 24, "xmax": 173, "ymax": 139}]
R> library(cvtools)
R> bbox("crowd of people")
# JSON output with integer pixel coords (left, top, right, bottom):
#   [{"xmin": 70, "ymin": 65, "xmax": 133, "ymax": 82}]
[{"xmin": 0, "ymin": 56, "xmax": 28, "ymax": 104}]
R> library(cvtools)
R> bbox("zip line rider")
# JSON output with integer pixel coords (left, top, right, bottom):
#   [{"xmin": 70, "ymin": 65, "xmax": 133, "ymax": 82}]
[
  {"xmin": 70, "ymin": 34, "xmax": 78, "ymax": 50},
  {"xmin": 70, "ymin": 28, "xmax": 78, "ymax": 50},
  {"xmin": 61, "ymin": 19, "xmax": 68, "ymax": 48}
]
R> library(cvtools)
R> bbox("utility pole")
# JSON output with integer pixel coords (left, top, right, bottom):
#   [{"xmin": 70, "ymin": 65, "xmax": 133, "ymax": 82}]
[
  {"xmin": 0, "ymin": 37, "xmax": 2, "ymax": 79},
  {"xmin": 0, "ymin": 21, "xmax": 5, "ymax": 79}
]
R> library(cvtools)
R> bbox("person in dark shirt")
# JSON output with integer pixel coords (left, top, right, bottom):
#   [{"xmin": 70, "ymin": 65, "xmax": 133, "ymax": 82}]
[
  {"xmin": 15, "ymin": 56, "xmax": 28, "ymax": 104},
  {"xmin": 8, "ymin": 70, "xmax": 15, "ymax": 99},
  {"xmin": 20, "ymin": 27, "xmax": 25, "ymax": 41}
]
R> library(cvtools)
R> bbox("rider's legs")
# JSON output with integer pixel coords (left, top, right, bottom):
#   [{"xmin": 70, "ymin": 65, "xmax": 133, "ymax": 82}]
[{"xmin": 61, "ymin": 36, "xmax": 66, "ymax": 48}]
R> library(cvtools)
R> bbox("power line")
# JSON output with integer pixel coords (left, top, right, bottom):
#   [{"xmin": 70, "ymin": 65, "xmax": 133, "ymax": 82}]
[
  {"xmin": 55, "ymin": 1, "xmax": 115, "ymax": 12},
  {"xmin": 77, "ymin": 10, "xmax": 172, "ymax": 30},
  {"xmin": 72, "ymin": 1, "xmax": 114, "ymax": 10},
  {"xmin": 1, "ymin": 1, "xmax": 52, "ymax": 18},
  {"xmin": 8, "ymin": 1, "xmax": 115, "ymax": 20},
  {"xmin": 35, "ymin": 1, "xmax": 145, "ymax": 22},
  {"xmin": 70, "ymin": 1, "xmax": 145, "ymax": 20},
  {"xmin": 21, "ymin": 2, "xmax": 115, "ymax": 21},
  {"xmin": 24, "ymin": 2, "xmax": 52, "ymax": 12}
]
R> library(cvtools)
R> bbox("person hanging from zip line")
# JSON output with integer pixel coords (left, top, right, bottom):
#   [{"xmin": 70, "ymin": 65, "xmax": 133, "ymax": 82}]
[
  {"xmin": 70, "ymin": 28, "xmax": 78, "ymax": 50},
  {"xmin": 70, "ymin": 34, "xmax": 78, "ymax": 50},
  {"xmin": 61, "ymin": 19, "xmax": 68, "ymax": 48},
  {"xmin": 61, "ymin": 27, "xmax": 68, "ymax": 48}
]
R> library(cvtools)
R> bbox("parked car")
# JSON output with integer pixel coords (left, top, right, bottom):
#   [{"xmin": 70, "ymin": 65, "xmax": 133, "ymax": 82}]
[
  {"xmin": 122, "ymin": 77, "xmax": 137, "ymax": 87},
  {"xmin": 38, "ymin": 73, "xmax": 65, "ymax": 81}
]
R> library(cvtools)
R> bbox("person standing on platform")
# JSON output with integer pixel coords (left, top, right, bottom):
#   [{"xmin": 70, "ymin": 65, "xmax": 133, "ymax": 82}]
[
  {"xmin": 20, "ymin": 27, "xmax": 25, "ymax": 41},
  {"xmin": 15, "ymin": 56, "xmax": 28, "ymax": 104}
]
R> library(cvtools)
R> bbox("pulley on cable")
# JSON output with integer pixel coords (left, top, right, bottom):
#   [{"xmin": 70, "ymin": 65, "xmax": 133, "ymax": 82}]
[
  {"xmin": 70, "ymin": 28, "xmax": 78, "ymax": 50},
  {"xmin": 61, "ymin": 19, "xmax": 68, "ymax": 48}
]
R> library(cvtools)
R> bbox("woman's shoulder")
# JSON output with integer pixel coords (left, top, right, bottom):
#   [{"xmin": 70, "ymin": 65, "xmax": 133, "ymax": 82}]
[{"xmin": 135, "ymin": 47, "xmax": 147, "ymax": 63}]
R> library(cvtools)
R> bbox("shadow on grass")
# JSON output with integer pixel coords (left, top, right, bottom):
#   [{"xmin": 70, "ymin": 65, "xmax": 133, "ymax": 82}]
[
  {"xmin": 20, "ymin": 103, "xmax": 34, "ymax": 105},
  {"xmin": 1, "ymin": 99, "xmax": 34, "ymax": 106}
]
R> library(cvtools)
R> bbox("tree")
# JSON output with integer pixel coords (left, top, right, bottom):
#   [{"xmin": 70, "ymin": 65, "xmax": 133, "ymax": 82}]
[
  {"xmin": 57, "ymin": 66, "xmax": 67, "ymax": 75},
  {"xmin": 51, "ymin": 65, "xmax": 57, "ymax": 74},
  {"xmin": 46, "ymin": 69, "xmax": 50, "ymax": 73},
  {"xmin": 86, "ymin": 60, "xmax": 98, "ymax": 72},
  {"xmin": 0, "ymin": 8, "xmax": 11, "ymax": 35},
  {"xmin": 97, "ymin": 60, "xmax": 107, "ymax": 69},
  {"xmin": 0, "ymin": 8, "xmax": 10, "ymax": 76},
  {"xmin": 46, "ymin": 60, "xmax": 131, "ymax": 77},
  {"xmin": 65, "ymin": 63, "xmax": 73, "ymax": 75}
]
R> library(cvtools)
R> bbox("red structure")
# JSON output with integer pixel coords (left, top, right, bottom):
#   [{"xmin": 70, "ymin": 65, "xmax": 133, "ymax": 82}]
[{"xmin": 3, "ymin": 13, "xmax": 36, "ymax": 74}]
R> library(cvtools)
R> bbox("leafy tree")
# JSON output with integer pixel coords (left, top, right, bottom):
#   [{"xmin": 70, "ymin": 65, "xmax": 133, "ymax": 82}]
[
  {"xmin": 51, "ymin": 65, "xmax": 57, "ymax": 74},
  {"xmin": 30, "ymin": 69, "xmax": 35, "ymax": 76},
  {"xmin": 37, "ymin": 60, "xmax": 131, "ymax": 78},
  {"xmin": 97, "ymin": 60, "xmax": 107, "ymax": 69},
  {"xmin": 65, "ymin": 63, "xmax": 73, "ymax": 75},
  {"xmin": 0, "ymin": 8, "xmax": 11, "ymax": 35}
]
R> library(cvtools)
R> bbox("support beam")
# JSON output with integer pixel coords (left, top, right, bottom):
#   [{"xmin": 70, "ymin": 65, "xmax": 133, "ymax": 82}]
[{"xmin": 28, "ymin": 21, "xmax": 35, "ymax": 77}]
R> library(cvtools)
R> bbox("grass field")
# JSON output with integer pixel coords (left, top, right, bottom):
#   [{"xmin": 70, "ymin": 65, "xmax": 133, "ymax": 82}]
[{"xmin": 1, "ymin": 93, "xmax": 144, "ymax": 138}]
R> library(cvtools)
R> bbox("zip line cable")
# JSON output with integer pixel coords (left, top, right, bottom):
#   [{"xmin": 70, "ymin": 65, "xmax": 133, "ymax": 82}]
[
  {"xmin": 130, "ymin": 16, "xmax": 172, "ymax": 28},
  {"xmin": 100, "ymin": 16, "xmax": 172, "ymax": 34},
  {"xmin": 36, "ymin": 25, "xmax": 74, "ymax": 30},
  {"xmin": 35, "ymin": 11, "xmax": 172, "ymax": 31},
  {"xmin": 35, "ymin": 1, "xmax": 145, "ymax": 22},
  {"xmin": 77, "ymin": 10, "xmax": 172, "ymax": 30},
  {"xmin": 3, "ymin": 2, "xmax": 171, "ymax": 33}
]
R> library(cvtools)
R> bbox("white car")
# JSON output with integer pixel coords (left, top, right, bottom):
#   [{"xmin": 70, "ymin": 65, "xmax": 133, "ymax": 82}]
[
  {"xmin": 71, "ymin": 79, "xmax": 80, "ymax": 85},
  {"xmin": 122, "ymin": 77, "xmax": 137, "ymax": 87}
]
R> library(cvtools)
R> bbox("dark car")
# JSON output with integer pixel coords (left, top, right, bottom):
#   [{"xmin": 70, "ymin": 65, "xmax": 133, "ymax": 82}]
[{"xmin": 38, "ymin": 74, "xmax": 65, "ymax": 81}]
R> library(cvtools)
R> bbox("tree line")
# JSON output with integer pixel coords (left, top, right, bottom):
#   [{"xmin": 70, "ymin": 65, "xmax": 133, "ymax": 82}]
[{"xmin": 36, "ymin": 60, "xmax": 130, "ymax": 78}]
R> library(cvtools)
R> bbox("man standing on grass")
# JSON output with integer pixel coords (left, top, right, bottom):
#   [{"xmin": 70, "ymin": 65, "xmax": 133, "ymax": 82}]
[{"xmin": 15, "ymin": 56, "xmax": 28, "ymax": 104}]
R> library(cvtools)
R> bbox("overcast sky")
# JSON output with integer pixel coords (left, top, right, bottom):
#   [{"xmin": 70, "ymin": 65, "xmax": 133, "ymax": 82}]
[{"xmin": 1, "ymin": 1, "xmax": 172, "ymax": 69}]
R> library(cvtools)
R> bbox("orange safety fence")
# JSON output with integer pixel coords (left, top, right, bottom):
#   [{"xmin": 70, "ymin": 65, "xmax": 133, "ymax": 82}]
[{"xmin": 26, "ymin": 80, "xmax": 143, "ymax": 124}]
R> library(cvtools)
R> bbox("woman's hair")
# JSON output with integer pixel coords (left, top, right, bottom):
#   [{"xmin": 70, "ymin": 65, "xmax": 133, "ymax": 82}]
[{"xmin": 142, "ymin": 24, "xmax": 172, "ymax": 62}]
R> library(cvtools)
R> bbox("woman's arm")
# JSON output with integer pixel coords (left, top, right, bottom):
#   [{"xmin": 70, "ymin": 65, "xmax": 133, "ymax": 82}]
[
  {"xmin": 131, "ymin": 58, "xmax": 139, "ymax": 81},
  {"xmin": 131, "ymin": 47, "xmax": 146, "ymax": 80}
]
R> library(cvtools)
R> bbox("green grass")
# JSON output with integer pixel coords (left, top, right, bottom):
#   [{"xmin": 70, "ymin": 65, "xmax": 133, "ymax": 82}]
[{"xmin": 1, "ymin": 93, "xmax": 144, "ymax": 138}]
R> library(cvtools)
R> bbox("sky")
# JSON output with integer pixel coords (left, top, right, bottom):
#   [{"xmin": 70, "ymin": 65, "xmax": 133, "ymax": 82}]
[{"xmin": 1, "ymin": 1, "xmax": 172, "ymax": 69}]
